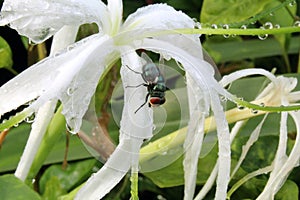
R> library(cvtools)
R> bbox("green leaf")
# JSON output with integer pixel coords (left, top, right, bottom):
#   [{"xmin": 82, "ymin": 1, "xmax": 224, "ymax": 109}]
[
  {"xmin": 42, "ymin": 176, "xmax": 67, "ymax": 200},
  {"xmin": 39, "ymin": 159, "xmax": 97, "ymax": 194},
  {"xmin": 0, "ymin": 174, "xmax": 41, "ymax": 200},
  {"xmin": 0, "ymin": 36, "xmax": 16, "ymax": 75},
  {"xmin": 275, "ymin": 180, "xmax": 299, "ymax": 200},
  {"xmin": 203, "ymin": 36, "xmax": 300, "ymax": 63},
  {"xmin": 200, "ymin": 0, "xmax": 273, "ymax": 24}
]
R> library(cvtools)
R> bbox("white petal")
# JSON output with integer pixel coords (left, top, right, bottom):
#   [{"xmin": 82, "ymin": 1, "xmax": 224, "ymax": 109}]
[
  {"xmin": 119, "ymin": 48, "xmax": 153, "ymax": 139},
  {"xmin": 184, "ymin": 73, "xmax": 206, "ymax": 200},
  {"xmin": 123, "ymin": 4, "xmax": 194, "ymax": 31},
  {"xmin": 14, "ymin": 101, "xmax": 56, "ymax": 181},
  {"xmin": 76, "ymin": 138, "xmax": 144, "ymax": 200},
  {"xmin": 257, "ymin": 111, "xmax": 300, "ymax": 199},
  {"xmin": 0, "ymin": 0, "xmax": 109, "ymax": 43},
  {"xmin": 107, "ymin": 0, "xmax": 123, "ymax": 35},
  {"xmin": 0, "ymin": 34, "xmax": 113, "ymax": 133},
  {"xmin": 210, "ymin": 92, "xmax": 231, "ymax": 200},
  {"xmin": 219, "ymin": 68, "xmax": 277, "ymax": 88}
]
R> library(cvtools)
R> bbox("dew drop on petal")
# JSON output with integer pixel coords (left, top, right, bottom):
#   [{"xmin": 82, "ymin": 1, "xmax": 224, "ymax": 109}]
[
  {"xmin": 67, "ymin": 87, "xmax": 74, "ymax": 96},
  {"xmin": 251, "ymin": 109, "xmax": 258, "ymax": 114},
  {"xmin": 66, "ymin": 123, "xmax": 77, "ymax": 134},
  {"xmin": 237, "ymin": 104, "xmax": 245, "ymax": 110}
]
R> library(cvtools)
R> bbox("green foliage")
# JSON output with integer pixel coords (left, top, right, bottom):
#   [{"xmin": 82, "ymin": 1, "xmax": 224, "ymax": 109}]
[
  {"xmin": 200, "ymin": 0, "xmax": 274, "ymax": 25},
  {"xmin": 0, "ymin": 174, "xmax": 41, "ymax": 200},
  {"xmin": 0, "ymin": 36, "xmax": 16, "ymax": 74},
  {"xmin": 0, "ymin": 0, "xmax": 300, "ymax": 199}
]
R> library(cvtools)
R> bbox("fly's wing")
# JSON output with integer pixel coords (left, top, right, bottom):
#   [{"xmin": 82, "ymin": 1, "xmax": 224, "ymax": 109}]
[
  {"xmin": 202, "ymin": 48, "xmax": 221, "ymax": 81},
  {"xmin": 141, "ymin": 52, "xmax": 154, "ymax": 66}
]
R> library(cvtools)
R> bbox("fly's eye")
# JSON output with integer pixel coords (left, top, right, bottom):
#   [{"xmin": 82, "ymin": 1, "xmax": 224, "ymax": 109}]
[{"xmin": 149, "ymin": 97, "xmax": 165, "ymax": 106}]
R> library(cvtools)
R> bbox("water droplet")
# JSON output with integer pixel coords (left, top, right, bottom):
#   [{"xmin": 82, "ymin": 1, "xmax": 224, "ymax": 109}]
[
  {"xmin": 152, "ymin": 124, "xmax": 156, "ymax": 131},
  {"xmin": 289, "ymin": 1, "xmax": 296, "ymax": 6},
  {"xmin": 264, "ymin": 22, "xmax": 273, "ymax": 29},
  {"xmin": 220, "ymin": 96, "xmax": 227, "ymax": 102},
  {"xmin": 25, "ymin": 113, "xmax": 35, "ymax": 123},
  {"xmin": 251, "ymin": 109, "xmax": 258, "ymax": 114},
  {"xmin": 67, "ymin": 87, "xmax": 75, "ymax": 96},
  {"xmin": 67, "ymin": 44, "xmax": 75, "ymax": 51},
  {"xmin": 240, "ymin": 25, "xmax": 247, "ymax": 29},
  {"xmin": 294, "ymin": 21, "xmax": 300, "ymax": 27},
  {"xmin": 31, "ymin": 179, "xmax": 36, "ymax": 184},
  {"xmin": 157, "ymin": 195, "xmax": 167, "ymax": 200},
  {"xmin": 258, "ymin": 34, "xmax": 268, "ymax": 40},
  {"xmin": 237, "ymin": 105, "xmax": 245, "ymax": 110},
  {"xmin": 258, "ymin": 26, "xmax": 268, "ymax": 40},
  {"xmin": 14, "ymin": 82, "xmax": 19, "ymax": 86},
  {"xmin": 66, "ymin": 124, "xmax": 77, "ymax": 134},
  {"xmin": 274, "ymin": 24, "xmax": 280, "ymax": 29},
  {"xmin": 222, "ymin": 24, "xmax": 230, "ymax": 38},
  {"xmin": 269, "ymin": 12, "xmax": 274, "ymax": 16},
  {"xmin": 211, "ymin": 24, "xmax": 218, "ymax": 29},
  {"xmin": 260, "ymin": 102, "xmax": 265, "ymax": 107},
  {"xmin": 13, "ymin": 123, "xmax": 19, "ymax": 127}
]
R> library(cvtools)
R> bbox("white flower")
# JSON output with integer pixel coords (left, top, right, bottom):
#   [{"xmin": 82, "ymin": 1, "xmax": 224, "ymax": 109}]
[{"xmin": 0, "ymin": 0, "xmax": 240, "ymax": 199}]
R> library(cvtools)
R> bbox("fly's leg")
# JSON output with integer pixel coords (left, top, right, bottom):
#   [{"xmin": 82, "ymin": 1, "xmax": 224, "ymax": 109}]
[
  {"xmin": 134, "ymin": 93, "xmax": 150, "ymax": 114},
  {"xmin": 124, "ymin": 65, "xmax": 142, "ymax": 74},
  {"xmin": 125, "ymin": 83, "xmax": 146, "ymax": 88}
]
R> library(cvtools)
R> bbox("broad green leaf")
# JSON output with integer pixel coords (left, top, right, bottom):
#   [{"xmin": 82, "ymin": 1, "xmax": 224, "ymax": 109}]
[
  {"xmin": 200, "ymin": 0, "xmax": 273, "ymax": 24},
  {"xmin": 203, "ymin": 36, "xmax": 300, "ymax": 63},
  {"xmin": 0, "ymin": 174, "xmax": 41, "ymax": 200},
  {"xmin": 275, "ymin": 180, "xmax": 299, "ymax": 200},
  {"xmin": 0, "ymin": 36, "xmax": 14, "ymax": 73},
  {"xmin": 42, "ymin": 176, "xmax": 67, "ymax": 200},
  {"xmin": 39, "ymin": 159, "xmax": 97, "ymax": 194}
]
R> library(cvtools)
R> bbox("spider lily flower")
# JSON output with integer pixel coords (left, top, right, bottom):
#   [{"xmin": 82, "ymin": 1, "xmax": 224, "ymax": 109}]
[
  {"xmin": 0, "ymin": 0, "xmax": 241, "ymax": 199},
  {"xmin": 195, "ymin": 70, "xmax": 300, "ymax": 199}
]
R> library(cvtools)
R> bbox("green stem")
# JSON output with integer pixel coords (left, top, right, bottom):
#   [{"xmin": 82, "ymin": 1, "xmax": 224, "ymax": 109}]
[
  {"xmin": 0, "ymin": 108, "xmax": 32, "ymax": 131},
  {"xmin": 130, "ymin": 170, "xmax": 139, "ymax": 200},
  {"xmin": 235, "ymin": 98, "xmax": 300, "ymax": 112},
  {"xmin": 6, "ymin": 67, "xmax": 18, "ymax": 75},
  {"xmin": 173, "ymin": 26, "xmax": 300, "ymax": 36},
  {"xmin": 227, "ymin": 166, "xmax": 273, "ymax": 199}
]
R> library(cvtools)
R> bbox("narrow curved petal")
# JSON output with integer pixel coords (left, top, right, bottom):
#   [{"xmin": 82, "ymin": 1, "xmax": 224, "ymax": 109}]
[
  {"xmin": 107, "ymin": 0, "xmax": 123, "ymax": 35},
  {"xmin": 257, "ymin": 111, "xmax": 300, "ymax": 199},
  {"xmin": 0, "ymin": 0, "xmax": 109, "ymax": 43},
  {"xmin": 14, "ymin": 101, "xmax": 56, "ymax": 181},
  {"xmin": 183, "ymin": 72, "xmax": 210, "ymax": 199},
  {"xmin": 135, "ymin": 38, "xmax": 232, "ymax": 199},
  {"xmin": 76, "ymin": 49, "xmax": 153, "ymax": 199}
]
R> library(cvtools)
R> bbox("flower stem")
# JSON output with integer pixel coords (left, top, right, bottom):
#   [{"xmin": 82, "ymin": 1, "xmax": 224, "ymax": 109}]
[
  {"xmin": 173, "ymin": 26, "xmax": 300, "ymax": 36},
  {"xmin": 130, "ymin": 170, "xmax": 139, "ymax": 200}
]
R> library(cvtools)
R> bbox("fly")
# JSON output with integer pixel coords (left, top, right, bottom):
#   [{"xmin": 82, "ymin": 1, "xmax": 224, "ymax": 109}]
[{"xmin": 126, "ymin": 52, "xmax": 168, "ymax": 113}]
